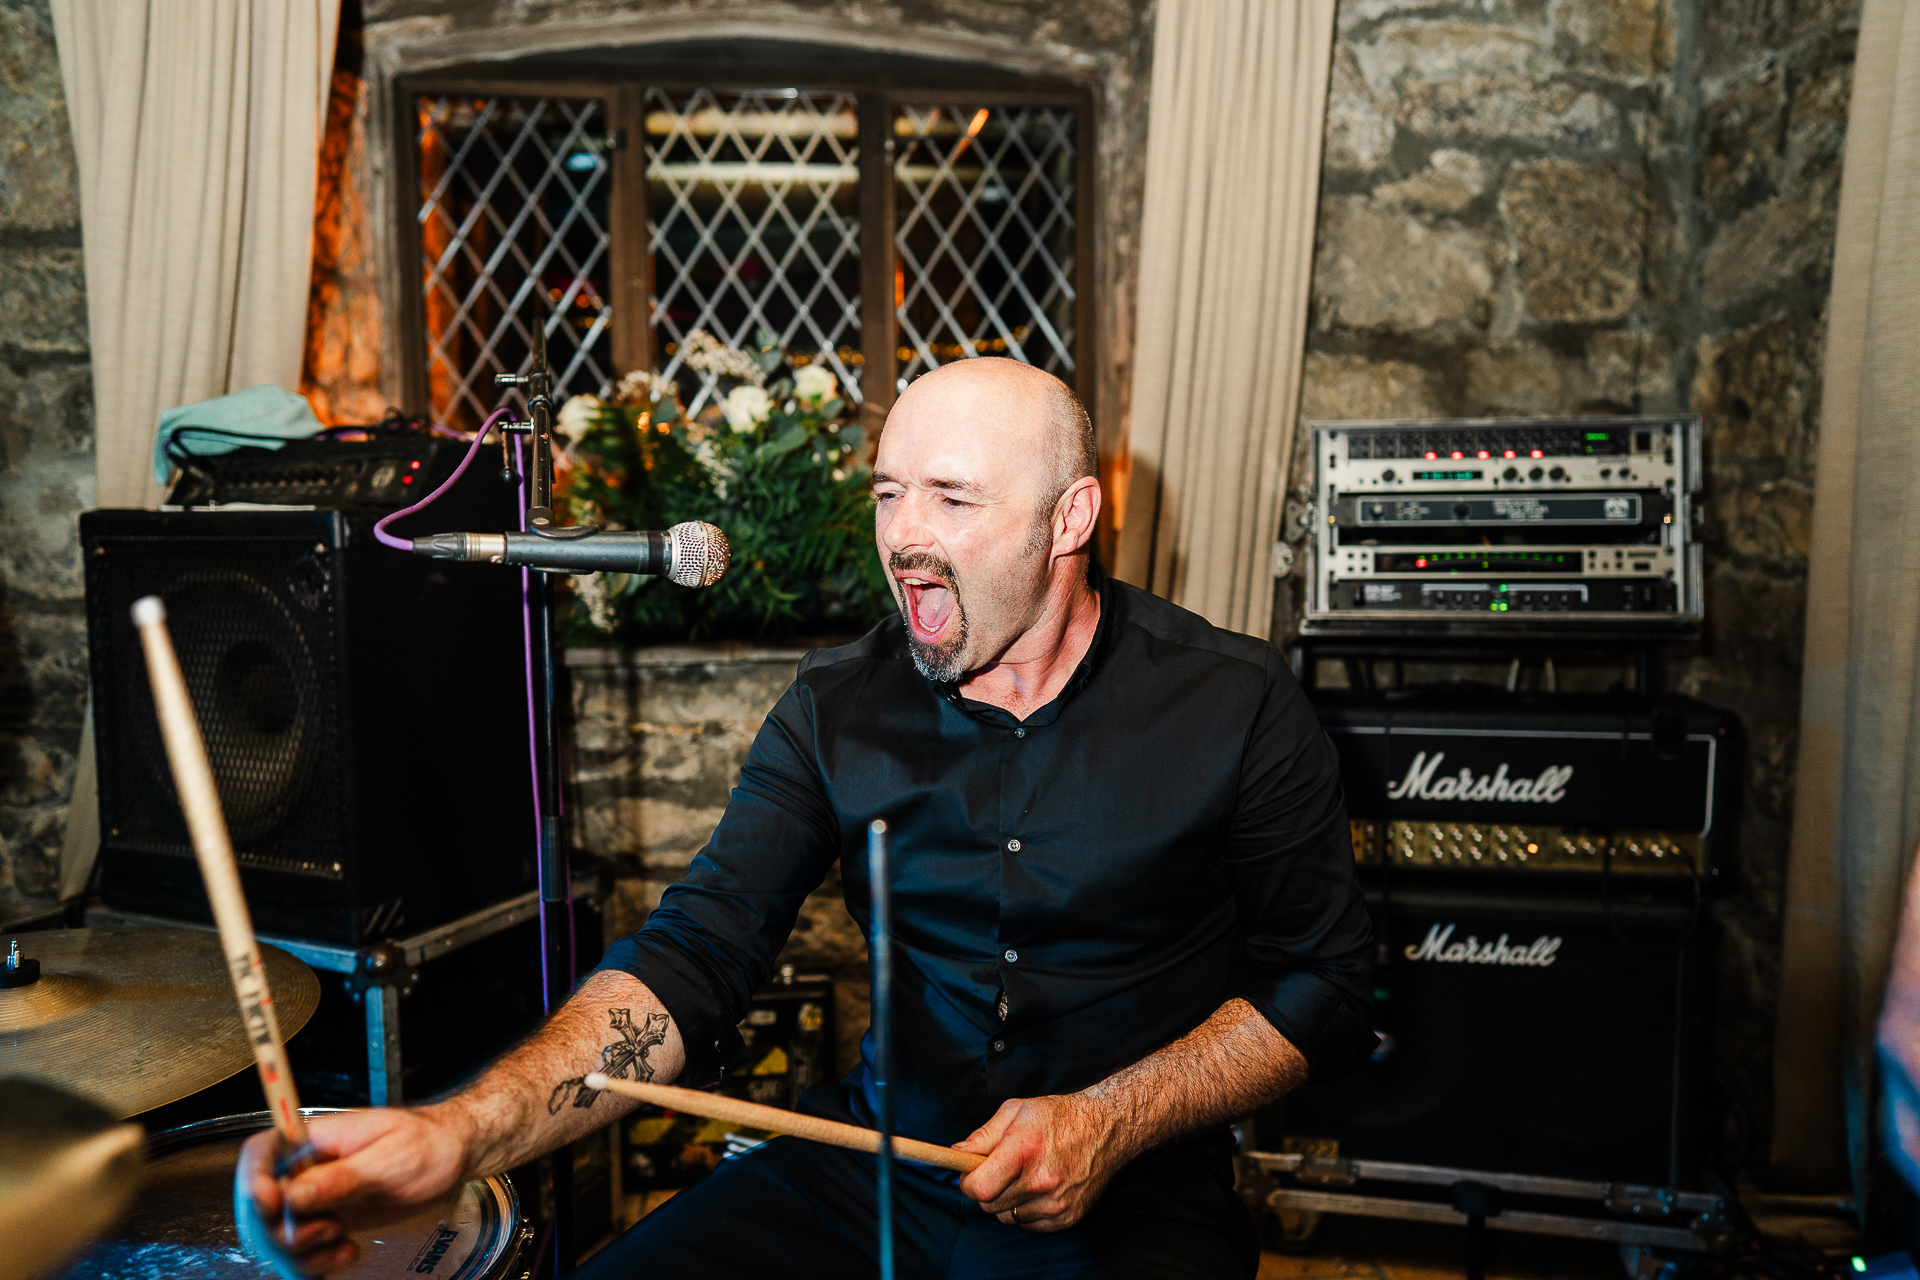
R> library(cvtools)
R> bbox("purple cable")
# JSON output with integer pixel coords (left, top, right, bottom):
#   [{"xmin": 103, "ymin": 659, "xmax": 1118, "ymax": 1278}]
[
  {"xmin": 515, "ymin": 434, "xmax": 550, "ymax": 1004},
  {"xmin": 512, "ymin": 437, "xmax": 575, "ymax": 1004},
  {"xmin": 371, "ymin": 407, "xmax": 510, "ymax": 550}
]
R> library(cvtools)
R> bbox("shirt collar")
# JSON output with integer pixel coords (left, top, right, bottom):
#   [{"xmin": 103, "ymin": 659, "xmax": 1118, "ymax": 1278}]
[{"xmin": 932, "ymin": 556, "xmax": 1116, "ymax": 727}]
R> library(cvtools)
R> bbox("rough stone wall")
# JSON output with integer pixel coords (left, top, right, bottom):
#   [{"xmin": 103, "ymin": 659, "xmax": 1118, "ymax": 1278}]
[
  {"xmin": 0, "ymin": 0, "xmax": 92, "ymax": 901},
  {"xmin": 1285, "ymin": 0, "xmax": 1861, "ymax": 1172},
  {"xmin": 1677, "ymin": 0, "xmax": 1858, "ymax": 1174},
  {"xmin": 568, "ymin": 645, "xmax": 872, "ymax": 1076}
]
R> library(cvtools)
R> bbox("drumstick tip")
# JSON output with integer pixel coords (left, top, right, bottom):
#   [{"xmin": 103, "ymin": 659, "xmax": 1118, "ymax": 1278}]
[
  {"xmin": 584, "ymin": 1072, "xmax": 610, "ymax": 1090},
  {"xmin": 131, "ymin": 596, "xmax": 166, "ymax": 627}
]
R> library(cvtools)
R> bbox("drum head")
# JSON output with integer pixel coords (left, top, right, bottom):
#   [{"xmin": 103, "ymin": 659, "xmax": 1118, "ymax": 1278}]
[{"xmin": 56, "ymin": 1111, "xmax": 525, "ymax": 1280}]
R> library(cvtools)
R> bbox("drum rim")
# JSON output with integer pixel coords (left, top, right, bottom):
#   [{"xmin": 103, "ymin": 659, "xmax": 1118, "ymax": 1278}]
[
  {"xmin": 146, "ymin": 1107, "xmax": 357, "ymax": 1157},
  {"xmin": 140, "ymin": 1108, "xmax": 527, "ymax": 1276}
]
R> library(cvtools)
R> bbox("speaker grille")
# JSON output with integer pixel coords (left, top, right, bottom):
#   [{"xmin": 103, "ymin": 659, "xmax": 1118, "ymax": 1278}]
[{"xmin": 90, "ymin": 536, "xmax": 347, "ymax": 878}]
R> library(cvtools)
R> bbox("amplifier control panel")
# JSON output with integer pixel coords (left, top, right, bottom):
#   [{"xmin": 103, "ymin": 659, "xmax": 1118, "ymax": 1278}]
[
  {"xmin": 1349, "ymin": 819, "xmax": 1703, "ymax": 877},
  {"xmin": 1306, "ymin": 416, "xmax": 1702, "ymax": 633}
]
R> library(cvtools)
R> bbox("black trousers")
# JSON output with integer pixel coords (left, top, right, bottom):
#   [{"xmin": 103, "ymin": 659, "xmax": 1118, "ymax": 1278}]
[{"xmin": 577, "ymin": 1134, "xmax": 1260, "ymax": 1279}]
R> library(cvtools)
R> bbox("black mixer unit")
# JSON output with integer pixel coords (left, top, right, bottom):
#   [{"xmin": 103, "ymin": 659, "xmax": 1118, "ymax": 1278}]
[
  {"xmin": 1305, "ymin": 416, "xmax": 1703, "ymax": 636},
  {"xmin": 165, "ymin": 432, "xmax": 478, "ymax": 513},
  {"xmin": 1315, "ymin": 690, "xmax": 1738, "ymax": 886}
]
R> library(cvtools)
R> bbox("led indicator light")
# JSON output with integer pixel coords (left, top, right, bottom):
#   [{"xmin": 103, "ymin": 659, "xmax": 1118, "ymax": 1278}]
[
  {"xmin": 1503, "ymin": 450, "xmax": 1516, "ymax": 458},
  {"xmin": 1526, "ymin": 843, "xmax": 1539, "ymax": 853},
  {"xmin": 1450, "ymin": 450, "xmax": 1464, "ymax": 459},
  {"xmin": 402, "ymin": 475, "xmax": 413, "ymax": 484},
  {"xmin": 1424, "ymin": 451, "xmax": 1438, "ymax": 460},
  {"xmin": 411, "ymin": 460, "xmax": 422, "ymax": 470},
  {"xmin": 1530, "ymin": 449, "xmax": 1544, "ymax": 458}
]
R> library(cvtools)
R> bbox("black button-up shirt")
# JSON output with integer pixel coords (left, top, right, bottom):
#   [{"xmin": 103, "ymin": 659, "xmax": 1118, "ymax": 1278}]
[{"xmin": 598, "ymin": 568, "xmax": 1374, "ymax": 1152}]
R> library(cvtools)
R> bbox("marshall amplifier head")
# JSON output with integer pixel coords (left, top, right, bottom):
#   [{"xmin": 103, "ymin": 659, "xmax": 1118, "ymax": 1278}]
[
  {"xmin": 1304, "ymin": 416, "xmax": 1703, "ymax": 637},
  {"xmin": 1315, "ymin": 691, "xmax": 1738, "ymax": 885}
]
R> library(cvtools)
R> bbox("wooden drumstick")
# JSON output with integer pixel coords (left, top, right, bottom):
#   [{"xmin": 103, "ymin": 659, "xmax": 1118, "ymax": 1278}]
[
  {"xmin": 132, "ymin": 597, "xmax": 309, "ymax": 1154},
  {"xmin": 582, "ymin": 1074, "xmax": 985, "ymax": 1174}
]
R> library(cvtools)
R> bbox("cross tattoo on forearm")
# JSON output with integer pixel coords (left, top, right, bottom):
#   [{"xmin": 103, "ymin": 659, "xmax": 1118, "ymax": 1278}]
[{"xmin": 548, "ymin": 1008, "xmax": 670, "ymax": 1114}]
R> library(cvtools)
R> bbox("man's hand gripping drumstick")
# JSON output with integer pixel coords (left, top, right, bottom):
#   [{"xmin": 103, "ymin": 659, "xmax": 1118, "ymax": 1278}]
[{"xmin": 131, "ymin": 597, "xmax": 316, "ymax": 1248}]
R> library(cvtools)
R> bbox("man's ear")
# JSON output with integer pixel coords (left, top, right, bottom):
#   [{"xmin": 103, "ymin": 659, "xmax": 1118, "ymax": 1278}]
[{"xmin": 1052, "ymin": 475, "xmax": 1103, "ymax": 558}]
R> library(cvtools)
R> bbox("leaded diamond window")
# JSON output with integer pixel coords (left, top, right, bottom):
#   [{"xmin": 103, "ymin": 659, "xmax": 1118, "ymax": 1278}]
[
  {"xmin": 400, "ymin": 70, "xmax": 1090, "ymax": 428},
  {"xmin": 414, "ymin": 94, "xmax": 616, "ymax": 432},
  {"xmin": 645, "ymin": 87, "xmax": 862, "ymax": 414},
  {"xmin": 892, "ymin": 105, "xmax": 1078, "ymax": 390}
]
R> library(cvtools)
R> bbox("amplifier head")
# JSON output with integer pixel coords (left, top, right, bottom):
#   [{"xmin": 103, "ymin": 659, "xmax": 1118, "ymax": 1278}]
[{"xmin": 1316, "ymin": 691, "xmax": 1739, "ymax": 886}]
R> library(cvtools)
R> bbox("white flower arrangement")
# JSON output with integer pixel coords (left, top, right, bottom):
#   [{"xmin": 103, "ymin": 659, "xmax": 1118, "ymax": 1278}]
[
  {"xmin": 722, "ymin": 385, "xmax": 773, "ymax": 433},
  {"xmin": 682, "ymin": 330, "xmax": 767, "ymax": 386},
  {"xmin": 793, "ymin": 363, "xmax": 837, "ymax": 405},
  {"xmin": 555, "ymin": 393, "xmax": 602, "ymax": 441},
  {"xmin": 610, "ymin": 370, "xmax": 666, "ymax": 406}
]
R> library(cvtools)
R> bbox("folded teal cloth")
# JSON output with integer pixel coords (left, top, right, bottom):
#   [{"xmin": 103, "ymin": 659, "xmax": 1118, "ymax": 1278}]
[{"xmin": 154, "ymin": 384, "xmax": 324, "ymax": 485}]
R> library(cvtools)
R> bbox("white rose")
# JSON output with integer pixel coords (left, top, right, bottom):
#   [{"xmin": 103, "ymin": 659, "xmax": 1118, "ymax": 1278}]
[
  {"xmin": 793, "ymin": 364, "xmax": 837, "ymax": 405},
  {"xmin": 722, "ymin": 385, "xmax": 772, "ymax": 433},
  {"xmin": 555, "ymin": 394, "xmax": 601, "ymax": 441}
]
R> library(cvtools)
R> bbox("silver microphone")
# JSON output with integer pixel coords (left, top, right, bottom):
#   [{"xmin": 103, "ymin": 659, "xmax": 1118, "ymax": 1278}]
[{"xmin": 413, "ymin": 520, "xmax": 731, "ymax": 587}]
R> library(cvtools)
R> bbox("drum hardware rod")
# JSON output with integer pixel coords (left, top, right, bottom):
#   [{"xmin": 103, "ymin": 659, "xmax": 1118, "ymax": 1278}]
[
  {"xmin": 870, "ymin": 818, "xmax": 896, "ymax": 1280},
  {"xmin": 581, "ymin": 1076, "xmax": 984, "ymax": 1174},
  {"xmin": 132, "ymin": 595, "xmax": 316, "ymax": 1244}
]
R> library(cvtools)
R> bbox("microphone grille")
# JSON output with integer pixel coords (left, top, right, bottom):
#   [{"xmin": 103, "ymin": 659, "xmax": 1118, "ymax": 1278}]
[{"xmin": 667, "ymin": 521, "xmax": 731, "ymax": 588}]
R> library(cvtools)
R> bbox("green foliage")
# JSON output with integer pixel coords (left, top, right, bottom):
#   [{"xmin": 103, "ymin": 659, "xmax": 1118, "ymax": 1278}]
[{"xmin": 556, "ymin": 330, "xmax": 893, "ymax": 644}]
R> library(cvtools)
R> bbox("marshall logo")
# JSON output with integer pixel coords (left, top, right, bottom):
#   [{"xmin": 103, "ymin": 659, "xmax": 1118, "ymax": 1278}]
[
  {"xmin": 1404, "ymin": 923, "xmax": 1562, "ymax": 967},
  {"xmin": 411, "ymin": 1224, "xmax": 460, "ymax": 1274},
  {"xmin": 1386, "ymin": 751, "xmax": 1573, "ymax": 804}
]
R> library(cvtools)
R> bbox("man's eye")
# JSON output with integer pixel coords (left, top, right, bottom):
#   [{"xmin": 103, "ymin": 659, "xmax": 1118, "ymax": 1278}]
[{"xmin": 941, "ymin": 496, "xmax": 971, "ymax": 509}]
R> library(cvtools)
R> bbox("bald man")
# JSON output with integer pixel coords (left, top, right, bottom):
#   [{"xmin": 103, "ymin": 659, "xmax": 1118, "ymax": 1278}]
[{"xmin": 245, "ymin": 359, "xmax": 1374, "ymax": 1278}]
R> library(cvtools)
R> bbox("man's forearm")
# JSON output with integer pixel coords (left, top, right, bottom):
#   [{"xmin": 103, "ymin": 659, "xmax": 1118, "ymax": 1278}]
[
  {"xmin": 1078, "ymin": 997, "xmax": 1306, "ymax": 1163},
  {"xmin": 423, "ymin": 969, "xmax": 687, "ymax": 1179}
]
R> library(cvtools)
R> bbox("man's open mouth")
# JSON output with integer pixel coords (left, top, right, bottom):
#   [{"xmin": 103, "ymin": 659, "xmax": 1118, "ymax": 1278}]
[{"xmin": 897, "ymin": 574, "xmax": 957, "ymax": 643}]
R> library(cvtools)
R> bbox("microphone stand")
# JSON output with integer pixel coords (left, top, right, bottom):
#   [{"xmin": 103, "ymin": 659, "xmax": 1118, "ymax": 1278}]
[
  {"xmin": 495, "ymin": 320, "xmax": 589, "ymax": 1276},
  {"xmin": 867, "ymin": 820, "xmax": 896, "ymax": 1280}
]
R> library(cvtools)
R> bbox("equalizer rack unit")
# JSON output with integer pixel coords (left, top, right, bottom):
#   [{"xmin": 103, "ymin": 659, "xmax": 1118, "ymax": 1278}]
[{"xmin": 1304, "ymin": 416, "xmax": 1703, "ymax": 636}]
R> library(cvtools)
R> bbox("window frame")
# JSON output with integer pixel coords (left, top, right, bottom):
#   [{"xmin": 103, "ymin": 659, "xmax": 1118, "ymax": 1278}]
[{"xmin": 392, "ymin": 63, "xmax": 1097, "ymax": 434}]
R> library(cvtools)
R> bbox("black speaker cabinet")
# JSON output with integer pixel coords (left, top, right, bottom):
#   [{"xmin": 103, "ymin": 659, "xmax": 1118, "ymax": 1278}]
[
  {"xmin": 82, "ymin": 507, "xmax": 536, "ymax": 943},
  {"xmin": 1263, "ymin": 883, "xmax": 1710, "ymax": 1188}
]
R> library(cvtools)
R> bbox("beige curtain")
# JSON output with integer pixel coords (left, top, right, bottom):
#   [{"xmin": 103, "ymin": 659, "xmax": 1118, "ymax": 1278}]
[
  {"xmin": 51, "ymin": 0, "xmax": 339, "ymax": 510},
  {"xmin": 1114, "ymin": 0, "xmax": 1335, "ymax": 638},
  {"xmin": 1772, "ymin": 0, "xmax": 1920, "ymax": 1205}
]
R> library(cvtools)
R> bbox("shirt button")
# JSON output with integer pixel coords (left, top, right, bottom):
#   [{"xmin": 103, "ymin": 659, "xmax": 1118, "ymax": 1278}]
[
  {"xmin": 991, "ymin": 1038, "xmax": 1007, "ymax": 1054},
  {"xmin": 1013, "ymin": 727, "xmax": 1026, "ymax": 739},
  {"xmin": 1006, "ymin": 838, "xmax": 1022, "ymax": 853},
  {"xmin": 1003, "ymin": 949, "xmax": 1018, "ymax": 963}
]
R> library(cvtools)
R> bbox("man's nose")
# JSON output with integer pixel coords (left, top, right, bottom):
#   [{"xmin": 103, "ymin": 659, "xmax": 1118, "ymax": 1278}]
[{"xmin": 880, "ymin": 489, "xmax": 936, "ymax": 553}]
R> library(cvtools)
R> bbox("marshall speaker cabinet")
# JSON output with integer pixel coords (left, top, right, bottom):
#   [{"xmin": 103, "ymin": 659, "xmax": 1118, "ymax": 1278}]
[{"xmin": 1262, "ymin": 691, "xmax": 1737, "ymax": 1191}]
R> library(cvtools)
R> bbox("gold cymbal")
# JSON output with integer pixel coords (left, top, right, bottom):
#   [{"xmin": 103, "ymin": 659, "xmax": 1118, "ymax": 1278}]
[
  {"xmin": 0, "ymin": 928, "xmax": 319, "ymax": 1118},
  {"xmin": 0, "ymin": 1080, "xmax": 144, "ymax": 1280}
]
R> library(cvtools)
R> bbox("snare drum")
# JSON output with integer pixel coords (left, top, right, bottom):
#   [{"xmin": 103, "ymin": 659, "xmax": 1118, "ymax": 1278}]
[{"xmin": 56, "ymin": 1110, "xmax": 531, "ymax": 1280}]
